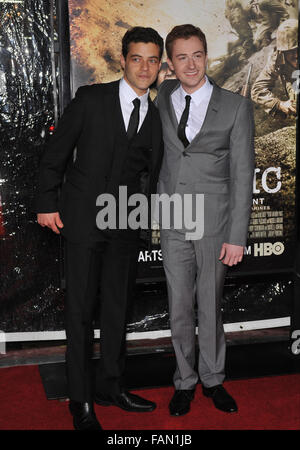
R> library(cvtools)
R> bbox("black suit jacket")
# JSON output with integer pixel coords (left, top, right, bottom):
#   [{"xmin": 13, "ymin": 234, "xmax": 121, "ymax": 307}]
[{"xmin": 36, "ymin": 80, "xmax": 164, "ymax": 243}]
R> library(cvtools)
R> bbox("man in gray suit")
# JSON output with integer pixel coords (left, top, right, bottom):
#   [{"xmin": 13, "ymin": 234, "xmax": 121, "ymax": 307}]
[{"xmin": 156, "ymin": 24, "xmax": 254, "ymax": 416}]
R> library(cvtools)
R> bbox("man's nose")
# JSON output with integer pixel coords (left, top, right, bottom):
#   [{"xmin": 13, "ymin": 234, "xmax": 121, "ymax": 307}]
[
  {"xmin": 141, "ymin": 60, "xmax": 149, "ymax": 70},
  {"xmin": 187, "ymin": 57, "xmax": 196, "ymax": 68}
]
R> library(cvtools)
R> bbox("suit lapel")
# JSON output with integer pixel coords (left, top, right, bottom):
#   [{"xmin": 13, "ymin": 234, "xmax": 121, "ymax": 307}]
[
  {"xmin": 102, "ymin": 83, "xmax": 162, "ymax": 185},
  {"xmin": 163, "ymin": 79, "xmax": 180, "ymax": 130},
  {"xmin": 148, "ymin": 98, "xmax": 162, "ymax": 172},
  {"xmin": 188, "ymin": 78, "xmax": 220, "ymax": 149},
  {"xmin": 163, "ymin": 77, "xmax": 221, "ymax": 151}
]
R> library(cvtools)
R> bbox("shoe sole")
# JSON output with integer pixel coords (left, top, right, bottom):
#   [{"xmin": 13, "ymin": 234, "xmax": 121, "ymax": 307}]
[{"xmin": 73, "ymin": 418, "xmax": 102, "ymax": 430}]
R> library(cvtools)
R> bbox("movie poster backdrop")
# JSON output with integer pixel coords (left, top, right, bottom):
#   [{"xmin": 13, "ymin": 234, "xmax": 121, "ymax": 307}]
[{"xmin": 68, "ymin": 0, "xmax": 298, "ymax": 279}]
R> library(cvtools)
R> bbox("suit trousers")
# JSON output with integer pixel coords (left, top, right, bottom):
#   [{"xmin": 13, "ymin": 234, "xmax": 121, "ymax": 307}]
[
  {"xmin": 160, "ymin": 228, "xmax": 227, "ymax": 390},
  {"xmin": 64, "ymin": 233, "xmax": 139, "ymax": 402}
]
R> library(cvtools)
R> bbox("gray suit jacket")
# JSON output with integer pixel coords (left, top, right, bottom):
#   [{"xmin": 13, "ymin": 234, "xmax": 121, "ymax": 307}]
[{"xmin": 156, "ymin": 78, "xmax": 255, "ymax": 246}]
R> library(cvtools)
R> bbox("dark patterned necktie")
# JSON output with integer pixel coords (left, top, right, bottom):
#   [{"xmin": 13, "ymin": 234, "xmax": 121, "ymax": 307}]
[
  {"xmin": 127, "ymin": 98, "xmax": 141, "ymax": 140},
  {"xmin": 177, "ymin": 95, "xmax": 191, "ymax": 148}
]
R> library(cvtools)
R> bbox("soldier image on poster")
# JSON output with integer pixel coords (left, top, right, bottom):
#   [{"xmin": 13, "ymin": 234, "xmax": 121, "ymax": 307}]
[
  {"xmin": 207, "ymin": 2, "xmax": 297, "ymax": 93},
  {"xmin": 224, "ymin": 0, "xmax": 290, "ymax": 58},
  {"xmin": 251, "ymin": 18, "xmax": 298, "ymax": 118}
]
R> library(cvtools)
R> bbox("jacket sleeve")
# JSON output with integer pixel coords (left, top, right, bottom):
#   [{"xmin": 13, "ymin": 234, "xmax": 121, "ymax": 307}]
[
  {"xmin": 35, "ymin": 86, "xmax": 87, "ymax": 213},
  {"xmin": 226, "ymin": 96, "xmax": 255, "ymax": 246}
]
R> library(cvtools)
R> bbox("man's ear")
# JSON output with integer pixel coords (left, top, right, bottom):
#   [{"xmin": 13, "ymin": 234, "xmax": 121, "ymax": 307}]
[
  {"xmin": 167, "ymin": 58, "xmax": 174, "ymax": 72},
  {"xmin": 120, "ymin": 54, "xmax": 125, "ymax": 70}
]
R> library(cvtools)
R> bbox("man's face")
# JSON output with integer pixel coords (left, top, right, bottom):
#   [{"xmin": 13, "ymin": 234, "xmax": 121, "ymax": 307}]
[
  {"xmin": 284, "ymin": 48, "xmax": 298, "ymax": 69},
  {"xmin": 121, "ymin": 42, "xmax": 161, "ymax": 96},
  {"xmin": 167, "ymin": 36, "xmax": 208, "ymax": 94}
]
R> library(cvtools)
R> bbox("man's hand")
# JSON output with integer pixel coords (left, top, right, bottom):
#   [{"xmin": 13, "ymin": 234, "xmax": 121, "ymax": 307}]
[
  {"xmin": 279, "ymin": 100, "xmax": 297, "ymax": 116},
  {"xmin": 37, "ymin": 212, "xmax": 64, "ymax": 234},
  {"xmin": 219, "ymin": 243, "xmax": 244, "ymax": 266}
]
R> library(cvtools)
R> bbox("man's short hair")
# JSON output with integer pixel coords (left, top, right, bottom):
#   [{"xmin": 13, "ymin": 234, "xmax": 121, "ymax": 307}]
[
  {"xmin": 166, "ymin": 24, "xmax": 207, "ymax": 59},
  {"xmin": 122, "ymin": 27, "xmax": 164, "ymax": 60}
]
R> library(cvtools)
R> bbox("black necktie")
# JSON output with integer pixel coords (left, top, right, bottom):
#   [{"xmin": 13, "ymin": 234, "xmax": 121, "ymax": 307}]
[
  {"xmin": 177, "ymin": 95, "xmax": 191, "ymax": 148},
  {"xmin": 127, "ymin": 98, "xmax": 140, "ymax": 140}
]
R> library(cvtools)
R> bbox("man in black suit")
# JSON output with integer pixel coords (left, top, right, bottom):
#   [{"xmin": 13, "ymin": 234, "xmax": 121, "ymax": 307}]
[{"xmin": 36, "ymin": 27, "xmax": 164, "ymax": 430}]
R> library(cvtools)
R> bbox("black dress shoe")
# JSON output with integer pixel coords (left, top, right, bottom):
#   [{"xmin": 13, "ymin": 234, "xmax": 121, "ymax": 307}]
[
  {"xmin": 202, "ymin": 384, "xmax": 238, "ymax": 413},
  {"xmin": 169, "ymin": 389, "xmax": 195, "ymax": 416},
  {"xmin": 69, "ymin": 401, "xmax": 102, "ymax": 430},
  {"xmin": 94, "ymin": 390, "xmax": 156, "ymax": 412}
]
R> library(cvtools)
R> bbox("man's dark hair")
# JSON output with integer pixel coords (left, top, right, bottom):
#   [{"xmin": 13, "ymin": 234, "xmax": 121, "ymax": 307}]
[
  {"xmin": 166, "ymin": 24, "xmax": 207, "ymax": 59},
  {"xmin": 122, "ymin": 26, "xmax": 164, "ymax": 60}
]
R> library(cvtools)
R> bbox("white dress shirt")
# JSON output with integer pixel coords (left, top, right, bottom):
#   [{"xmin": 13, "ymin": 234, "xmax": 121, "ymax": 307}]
[
  {"xmin": 171, "ymin": 76, "xmax": 213, "ymax": 143},
  {"xmin": 119, "ymin": 77, "xmax": 149, "ymax": 133}
]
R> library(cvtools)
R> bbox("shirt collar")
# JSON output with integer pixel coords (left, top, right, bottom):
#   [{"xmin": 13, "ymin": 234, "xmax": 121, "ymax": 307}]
[
  {"xmin": 119, "ymin": 77, "xmax": 149, "ymax": 108},
  {"xmin": 179, "ymin": 76, "xmax": 212, "ymax": 106}
]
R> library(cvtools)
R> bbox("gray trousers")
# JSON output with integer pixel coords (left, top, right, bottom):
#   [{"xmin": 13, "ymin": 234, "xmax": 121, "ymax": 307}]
[{"xmin": 160, "ymin": 229, "xmax": 227, "ymax": 390}]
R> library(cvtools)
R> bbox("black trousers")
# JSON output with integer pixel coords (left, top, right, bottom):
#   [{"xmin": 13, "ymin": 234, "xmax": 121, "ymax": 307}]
[{"xmin": 64, "ymin": 233, "xmax": 139, "ymax": 402}]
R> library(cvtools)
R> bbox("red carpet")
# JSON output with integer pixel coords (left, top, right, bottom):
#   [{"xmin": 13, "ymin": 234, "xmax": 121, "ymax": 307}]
[{"xmin": 0, "ymin": 365, "xmax": 299, "ymax": 430}]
